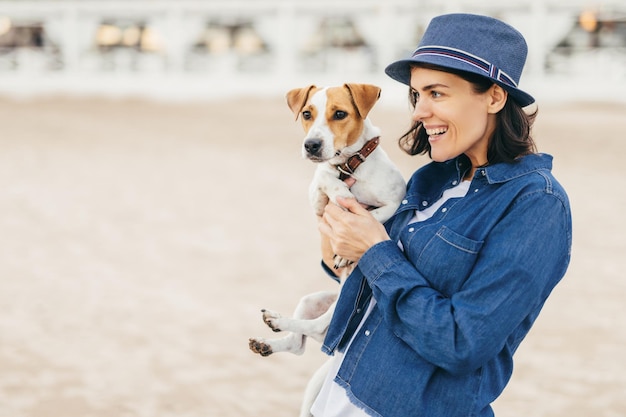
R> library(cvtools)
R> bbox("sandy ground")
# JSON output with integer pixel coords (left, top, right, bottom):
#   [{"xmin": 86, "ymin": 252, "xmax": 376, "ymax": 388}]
[{"xmin": 0, "ymin": 95, "xmax": 624, "ymax": 417}]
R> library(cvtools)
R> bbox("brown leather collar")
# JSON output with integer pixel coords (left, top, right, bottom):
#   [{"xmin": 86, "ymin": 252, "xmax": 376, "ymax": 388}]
[{"xmin": 336, "ymin": 137, "xmax": 380, "ymax": 181}]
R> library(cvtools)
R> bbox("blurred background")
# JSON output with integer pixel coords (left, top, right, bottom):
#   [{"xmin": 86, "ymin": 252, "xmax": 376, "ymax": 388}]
[
  {"xmin": 0, "ymin": 1, "xmax": 625, "ymax": 417},
  {"xmin": 0, "ymin": 0, "xmax": 625, "ymax": 102}
]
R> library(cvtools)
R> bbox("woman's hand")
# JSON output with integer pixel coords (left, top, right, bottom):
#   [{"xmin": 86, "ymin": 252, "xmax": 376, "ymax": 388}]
[{"xmin": 318, "ymin": 196, "xmax": 390, "ymax": 263}]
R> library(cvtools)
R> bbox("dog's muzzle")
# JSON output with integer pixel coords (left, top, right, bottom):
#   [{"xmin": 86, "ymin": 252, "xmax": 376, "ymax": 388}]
[{"xmin": 304, "ymin": 138, "xmax": 323, "ymax": 158}]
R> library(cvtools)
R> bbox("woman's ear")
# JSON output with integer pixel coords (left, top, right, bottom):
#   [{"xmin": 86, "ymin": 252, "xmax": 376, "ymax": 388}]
[{"xmin": 487, "ymin": 84, "xmax": 507, "ymax": 114}]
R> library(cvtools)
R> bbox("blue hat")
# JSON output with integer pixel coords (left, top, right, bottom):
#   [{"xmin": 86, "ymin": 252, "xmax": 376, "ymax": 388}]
[{"xmin": 385, "ymin": 13, "xmax": 535, "ymax": 107}]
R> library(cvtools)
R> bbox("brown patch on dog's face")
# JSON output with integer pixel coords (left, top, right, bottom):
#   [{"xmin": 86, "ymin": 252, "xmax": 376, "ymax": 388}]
[
  {"xmin": 286, "ymin": 85, "xmax": 321, "ymax": 124},
  {"xmin": 323, "ymin": 86, "xmax": 364, "ymax": 150},
  {"xmin": 298, "ymin": 97, "xmax": 321, "ymax": 134}
]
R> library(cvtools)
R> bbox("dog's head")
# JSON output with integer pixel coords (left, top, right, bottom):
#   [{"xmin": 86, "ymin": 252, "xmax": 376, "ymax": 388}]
[{"xmin": 286, "ymin": 83, "xmax": 381, "ymax": 163}]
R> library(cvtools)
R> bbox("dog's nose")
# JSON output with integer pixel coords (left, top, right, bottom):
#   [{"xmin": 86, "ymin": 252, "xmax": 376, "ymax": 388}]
[{"xmin": 304, "ymin": 138, "xmax": 323, "ymax": 156}]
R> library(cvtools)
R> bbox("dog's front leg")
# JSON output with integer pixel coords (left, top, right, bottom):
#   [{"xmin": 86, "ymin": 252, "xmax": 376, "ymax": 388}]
[
  {"xmin": 368, "ymin": 201, "xmax": 402, "ymax": 224},
  {"xmin": 309, "ymin": 185, "xmax": 330, "ymax": 217},
  {"xmin": 322, "ymin": 180, "xmax": 355, "ymax": 209},
  {"xmin": 309, "ymin": 166, "xmax": 354, "ymax": 216},
  {"xmin": 310, "ymin": 168, "xmax": 358, "ymax": 269}
]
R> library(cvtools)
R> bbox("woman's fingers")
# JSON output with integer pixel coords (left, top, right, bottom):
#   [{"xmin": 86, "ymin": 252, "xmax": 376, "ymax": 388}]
[{"xmin": 319, "ymin": 197, "xmax": 389, "ymax": 262}]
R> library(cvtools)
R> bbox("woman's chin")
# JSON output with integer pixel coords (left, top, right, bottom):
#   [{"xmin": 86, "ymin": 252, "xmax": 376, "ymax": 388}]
[{"xmin": 430, "ymin": 151, "xmax": 456, "ymax": 163}]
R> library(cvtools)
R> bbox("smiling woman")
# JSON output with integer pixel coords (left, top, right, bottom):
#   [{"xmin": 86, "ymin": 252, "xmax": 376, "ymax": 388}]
[
  {"xmin": 313, "ymin": 13, "xmax": 572, "ymax": 417},
  {"xmin": 402, "ymin": 63, "xmax": 537, "ymax": 179}
]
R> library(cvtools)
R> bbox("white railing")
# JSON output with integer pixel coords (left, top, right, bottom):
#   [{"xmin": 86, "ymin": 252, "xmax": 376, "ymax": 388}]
[{"xmin": 0, "ymin": 0, "xmax": 624, "ymax": 101}]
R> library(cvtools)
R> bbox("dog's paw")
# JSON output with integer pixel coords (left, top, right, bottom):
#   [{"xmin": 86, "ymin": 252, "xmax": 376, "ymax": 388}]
[
  {"xmin": 248, "ymin": 338, "xmax": 273, "ymax": 357},
  {"xmin": 261, "ymin": 309, "xmax": 282, "ymax": 332},
  {"xmin": 333, "ymin": 254, "xmax": 353, "ymax": 269}
]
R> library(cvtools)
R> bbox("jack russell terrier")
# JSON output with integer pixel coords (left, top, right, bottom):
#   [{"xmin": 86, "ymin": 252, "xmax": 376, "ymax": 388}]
[{"xmin": 249, "ymin": 83, "xmax": 406, "ymax": 416}]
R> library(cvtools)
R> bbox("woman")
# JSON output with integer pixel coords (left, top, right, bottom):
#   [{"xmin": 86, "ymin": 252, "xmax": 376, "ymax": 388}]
[{"xmin": 311, "ymin": 13, "xmax": 572, "ymax": 417}]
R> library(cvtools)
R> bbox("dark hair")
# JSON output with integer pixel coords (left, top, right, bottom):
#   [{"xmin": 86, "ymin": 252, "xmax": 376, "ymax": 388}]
[{"xmin": 399, "ymin": 63, "xmax": 537, "ymax": 164}]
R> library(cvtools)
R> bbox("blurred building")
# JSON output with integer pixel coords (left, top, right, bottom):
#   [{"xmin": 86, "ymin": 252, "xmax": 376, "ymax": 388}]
[{"xmin": 0, "ymin": 0, "xmax": 624, "ymax": 100}]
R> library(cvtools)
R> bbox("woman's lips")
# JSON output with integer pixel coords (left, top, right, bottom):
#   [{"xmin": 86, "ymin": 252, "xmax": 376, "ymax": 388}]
[{"xmin": 425, "ymin": 127, "xmax": 448, "ymax": 142}]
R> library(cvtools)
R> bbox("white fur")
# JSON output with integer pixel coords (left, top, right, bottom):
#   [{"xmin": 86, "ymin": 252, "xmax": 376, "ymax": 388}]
[
  {"xmin": 249, "ymin": 85, "xmax": 406, "ymax": 417},
  {"xmin": 307, "ymin": 115, "xmax": 405, "ymax": 224}
]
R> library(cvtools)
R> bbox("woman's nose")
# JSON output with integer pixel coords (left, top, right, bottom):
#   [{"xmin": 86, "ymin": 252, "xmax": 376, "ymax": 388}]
[{"xmin": 411, "ymin": 99, "xmax": 431, "ymax": 122}]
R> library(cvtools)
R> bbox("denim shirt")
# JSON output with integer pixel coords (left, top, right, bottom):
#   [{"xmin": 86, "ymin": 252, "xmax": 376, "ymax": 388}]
[{"xmin": 321, "ymin": 153, "xmax": 572, "ymax": 417}]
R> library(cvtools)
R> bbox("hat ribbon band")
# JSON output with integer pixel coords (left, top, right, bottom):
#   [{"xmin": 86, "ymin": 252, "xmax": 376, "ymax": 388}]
[{"xmin": 412, "ymin": 46, "xmax": 517, "ymax": 88}]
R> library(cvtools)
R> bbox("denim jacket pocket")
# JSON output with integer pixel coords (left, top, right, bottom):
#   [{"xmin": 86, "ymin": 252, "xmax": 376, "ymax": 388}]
[{"xmin": 416, "ymin": 226, "xmax": 484, "ymax": 296}]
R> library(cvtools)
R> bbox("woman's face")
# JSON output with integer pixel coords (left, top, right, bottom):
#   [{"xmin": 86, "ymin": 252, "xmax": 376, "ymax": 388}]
[{"xmin": 409, "ymin": 66, "xmax": 504, "ymax": 170}]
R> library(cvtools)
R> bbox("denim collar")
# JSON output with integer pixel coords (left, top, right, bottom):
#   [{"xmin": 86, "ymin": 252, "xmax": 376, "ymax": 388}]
[{"xmin": 459, "ymin": 153, "xmax": 553, "ymax": 184}]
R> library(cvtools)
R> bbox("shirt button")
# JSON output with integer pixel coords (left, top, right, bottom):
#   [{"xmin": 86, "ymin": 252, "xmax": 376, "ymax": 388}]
[
  {"xmin": 364, "ymin": 330, "xmax": 371, "ymax": 336},
  {"xmin": 452, "ymin": 180, "xmax": 458, "ymax": 186},
  {"xmin": 401, "ymin": 199, "xmax": 408, "ymax": 205},
  {"xmin": 441, "ymin": 208, "xmax": 447, "ymax": 213},
  {"xmin": 421, "ymin": 201, "xmax": 428, "ymax": 207},
  {"xmin": 408, "ymin": 227, "xmax": 415, "ymax": 233},
  {"xmin": 481, "ymin": 170, "xmax": 486, "ymax": 176},
  {"xmin": 356, "ymin": 308, "xmax": 362, "ymax": 314},
  {"xmin": 474, "ymin": 189, "xmax": 479, "ymax": 193}
]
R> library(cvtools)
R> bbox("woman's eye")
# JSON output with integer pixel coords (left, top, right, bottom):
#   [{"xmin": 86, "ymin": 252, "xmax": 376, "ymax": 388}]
[
  {"xmin": 431, "ymin": 91, "xmax": 442, "ymax": 98},
  {"xmin": 302, "ymin": 110, "xmax": 312, "ymax": 120},
  {"xmin": 334, "ymin": 110, "xmax": 347, "ymax": 120}
]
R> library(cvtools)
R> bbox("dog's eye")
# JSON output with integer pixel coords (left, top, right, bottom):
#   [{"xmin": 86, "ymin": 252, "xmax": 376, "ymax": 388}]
[
  {"xmin": 333, "ymin": 111, "xmax": 347, "ymax": 120},
  {"xmin": 302, "ymin": 110, "xmax": 312, "ymax": 120}
]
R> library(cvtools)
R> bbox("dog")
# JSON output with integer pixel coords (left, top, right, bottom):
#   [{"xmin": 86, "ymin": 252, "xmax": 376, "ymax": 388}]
[{"xmin": 249, "ymin": 83, "xmax": 405, "ymax": 416}]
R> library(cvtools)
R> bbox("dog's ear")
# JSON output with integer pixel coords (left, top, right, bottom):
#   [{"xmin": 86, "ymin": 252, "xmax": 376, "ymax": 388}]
[
  {"xmin": 344, "ymin": 84, "xmax": 381, "ymax": 119},
  {"xmin": 286, "ymin": 85, "xmax": 317, "ymax": 121}
]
